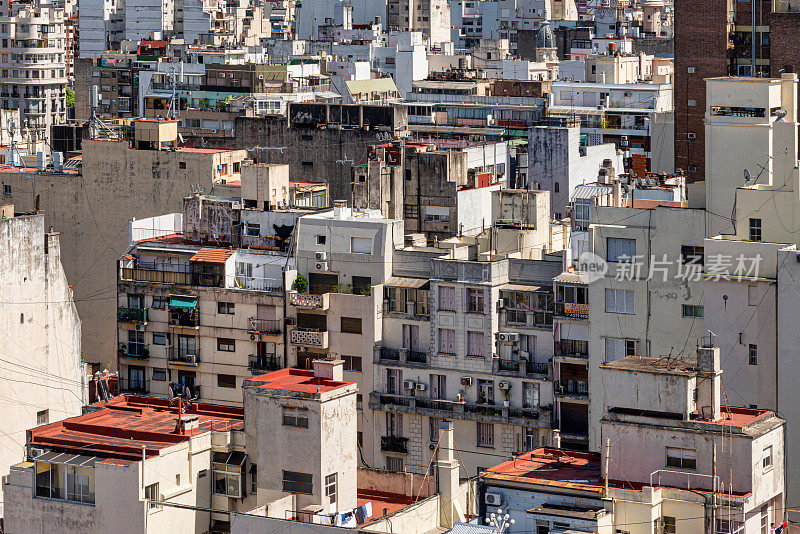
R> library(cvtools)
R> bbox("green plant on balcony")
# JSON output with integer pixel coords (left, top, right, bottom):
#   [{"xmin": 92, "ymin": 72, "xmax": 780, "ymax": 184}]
[
  {"xmin": 293, "ymin": 273, "xmax": 308, "ymax": 293},
  {"xmin": 331, "ymin": 283, "xmax": 353, "ymax": 294},
  {"xmin": 359, "ymin": 287, "xmax": 371, "ymax": 296},
  {"xmin": 501, "ymin": 384, "xmax": 512, "ymax": 406}
]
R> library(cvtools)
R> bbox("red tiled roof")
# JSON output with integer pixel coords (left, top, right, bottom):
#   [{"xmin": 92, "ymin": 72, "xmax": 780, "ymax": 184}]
[
  {"xmin": 189, "ymin": 248, "xmax": 234, "ymax": 263},
  {"xmin": 249, "ymin": 368, "xmax": 354, "ymax": 394},
  {"xmin": 28, "ymin": 396, "xmax": 244, "ymax": 461}
]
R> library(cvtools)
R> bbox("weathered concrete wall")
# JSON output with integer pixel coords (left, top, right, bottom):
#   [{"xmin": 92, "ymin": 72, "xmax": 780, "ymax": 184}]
[
  {"xmin": 0, "ymin": 214, "xmax": 84, "ymax": 513},
  {"xmin": 0, "ymin": 141, "xmax": 247, "ymax": 367}
]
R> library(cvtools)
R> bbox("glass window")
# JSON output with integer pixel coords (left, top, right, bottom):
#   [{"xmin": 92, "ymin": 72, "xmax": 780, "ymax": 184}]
[
  {"xmin": 152, "ymin": 368, "xmax": 167, "ymax": 381},
  {"xmin": 217, "ymin": 374, "xmax": 236, "ymax": 388},
  {"xmin": 153, "ymin": 332, "xmax": 166, "ymax": 345},
  {"xmin": 478, "ymin": 379, "xmax": 494, "ymax": 404},
  {"xmin": 217, "ymin": 338, "xmax": 235, "ymax": 352},
  {"xmin": 467, "ymin": 288, "xmax": 485, "ymax": 313},
  {"xmin": 749, "ymin": 218, "xmax": 762, "ymax": 242},
  {"xmin": 522, "ymin": 382, "xmax": 539, "ymax": 408},
  {"xmin": 467, "ymin": 331, "xmax": 484, "ymax": 356},
  {"xmin": 607, "ymin": 237, "xmax": 636, "ymax": 262},
  {"xmin": 151, "ymin": 297, "xmax": 167, "ymax": 310},
  {"xmin": 213, "ymin": 469, "xmax": 241, "ymax": 498},
  {"xmin": 342, "ymin": 355, "xmax": 362, "ymax": 371},
  {"xmin": 682, "ymin": 305, "xmax": 704, "ymax": 318},
  {"xmin": 324, "ymin": 473, "xmax": 337, "ymax": 503},
  {"xmin": 217, "ymin": 302, "xmax": 235, "ymax": 314},
  {"xmin": 762, "ymin": 445, "xmax": 773, "ymax": 471},
  {"xmin": 341, "ymin": 317, "xmax": 362, "ymax": 334},
  {"xmin": 282, "ymin": 471, "xmax": 313, "ymax": 494},
  {"xmin": 749, "ymin": 344, "xmax": 758, "ymax": 365},
  {"xmin": 665, "ymin": 447, "xmax": 696, "ymax": 470},
  {"xmin": 144, "ymin": 482, "xmax": 160, "ymax": 509},
  {"xmin": 282, "ymin": 407, "xmax": 309, "ymax": 428},
  {"xmin": 438, "ymin": 329, "xmax": 456, "ymax": 354}
]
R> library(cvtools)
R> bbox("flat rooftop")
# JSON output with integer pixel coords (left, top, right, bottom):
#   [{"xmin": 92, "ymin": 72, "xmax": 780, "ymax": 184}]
[
  {"xmin": 600, "ymin": 356, "xmax": 699, "ymax": 377},
  {"xmin": 248, "ymin": 368, "xmax": 354, "ymax": 395},
  {"xmin": 28, "ymin": 395, "xmax": 244, "ymax": 463},
  {"xmin": 483, "ymin": 448, "xmax": 603, "ymax": 494}
]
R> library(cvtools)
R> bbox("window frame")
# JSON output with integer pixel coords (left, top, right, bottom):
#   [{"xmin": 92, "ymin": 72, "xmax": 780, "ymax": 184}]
[
  {"xmin": 324, "ymin": 473, "xmax": 337, "ymax": 504},
  {"xmin": 217, "ymin": 374, "xmax": 236, "ymax": 388},
  {"xmin": 749, "ymin": 218, "xmax": 762, "ymax": 242},
  {"xmin": 217, "ymin": 338, "xmax": 236, "ymax": 352},
  {"xmin": 749, "ymin": 344, "xmax": 758, "ymax": 365},
  {"xmin": 607, "ymin": 237, "xmax": 636, "ymax": 262},
  {"xmin": 282, "ymin": 406, "xmax": 309, "ymax": 428},
  {"xmin": 477, "ymin": 422, "xmax": 494, "ymax": 448}
]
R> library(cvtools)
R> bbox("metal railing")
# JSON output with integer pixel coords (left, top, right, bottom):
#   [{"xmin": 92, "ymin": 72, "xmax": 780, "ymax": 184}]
[
  {"xmin": 119, "ymin": 378, "xmax": 150, "ymax": 393},
  {"xmin": 169, "ymin": 309, "xmax": 199, "ymax": 328},
  {"xmin": 380, "ymin": 435, "xmax": 409, "ymax": 454},
  {"xmin": 120, "ymin": 344, "xmax": 149, "ymax": 359},
  {"xmin": 558, "ymin": 380, "xmax": 588, "ymax": 396},
  {"xmin": 248, "ymin": 318, "xmax": 281, "ymax": 334},
  {"xmin": 289, "ymin": 292, "xmax": 325, "ymax": 308},
  {"xmin": 526, "ymin": 361, "xmax": 549, "ymax": 375},
  {"xmin": 407, "ymin": 350, "xmax": 427, "ymax": 363},
  {"xmin": 497, "ymin": 359, "xmax": 519, "ymax": 372},
  {"xmin": 380, "ymin": 348, "xmax": 401, "ymax": 361},
  {"xmin": 248, "ymin": 354, "xmax": 279, "ymax": 373},
  {"xmin": 118, "ymin": 307, "xmax": 147, "ymax": 323},
  {"xmin": 168, "ymin": 347, "xmax": 200, "ymax": 365}
]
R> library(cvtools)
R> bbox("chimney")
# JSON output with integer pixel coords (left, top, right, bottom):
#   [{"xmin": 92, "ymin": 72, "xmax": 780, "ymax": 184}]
[
  {"xmin": 332, "ymin": 199, "xmax": 351, "ymax": 219},
  {"xmin": 612, "ymin": 179, "xmax": 622, "ymax": 207},
  {"xmin": 695, "ymin": 346, "xmax": 721, "ymax": 421},
  {"xmin": 313, "ymin": 359, "xmax": 344, "ymax": 381},
  {"xmin": 552, "ymin": 429, "xmax": 561, "ymax": 449},
  {"xmin": 436, "ymin": 421, "xmax": 461, "ymax": 529}
]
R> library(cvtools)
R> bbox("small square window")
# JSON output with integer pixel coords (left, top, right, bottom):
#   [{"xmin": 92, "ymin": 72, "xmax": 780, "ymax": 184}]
[
  {"xmin": 317, "ymin": 235, "xmax": 326, "ymax": 245},
  {"xmin": 36, "ymin": 409, "xmax": 48, "ymax": 425},
  {"xmin": 217, "ymin": 374, "xmax": 236, "ymax": 388},
  {"xmin": 179, "ymin": 161, "xmax": 186, "ymax": 169},
  {"xmin": 217, "ymin": 338, "xmax": 235, "ymax": 352},
  {"xmin": 152, "ymin": 368, "xmax": 167, "ymax": 381},
  {"xmin": 153, "ymin": 332, "xmax": 167, "ymax": 345},
  {"xmin": 2, "ymin": 184, "xmax": 10, "ymax": 195},
  {"xmin": 217, "ymin": 302, "xmax": 235, "ymax": 315},
  {"xmin": 749, "ymin": 218, "xmax": 762, "ymax": 242},
  {"xmin": 151, "ymin": 297, "xmax": 167, "ymax": 310}
]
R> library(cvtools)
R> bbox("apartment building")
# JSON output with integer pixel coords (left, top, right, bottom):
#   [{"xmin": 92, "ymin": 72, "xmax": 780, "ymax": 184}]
[
  {"xmin": 0, "ymin": 206, "xmax": 86, "ymax": 514},
  {"xmin": 546, "ymin": 81, "xmax": 674, "ymax": 174},
  {"xmin": 478, "ymin": 345, "xmax": 786, "ymax": 534},
  {"xmin": 0, "ymin": 0, "xmax": 68, "ymax": 151},
  {"xmin": 387, "ymin": 0, "xmax": 451, "ymax": 49},
  {"xmin": 586, "ymin": 204, "xmax": 706, "ymax": 450},
  {"xmin": 371, "ymin": 256, "xmax": 562, "ymax": 477}
]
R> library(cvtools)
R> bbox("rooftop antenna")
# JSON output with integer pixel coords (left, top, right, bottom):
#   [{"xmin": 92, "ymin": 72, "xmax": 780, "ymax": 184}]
[{"xmin": 90, "ymin": 85, "xmax": 121, "ymax": 140}]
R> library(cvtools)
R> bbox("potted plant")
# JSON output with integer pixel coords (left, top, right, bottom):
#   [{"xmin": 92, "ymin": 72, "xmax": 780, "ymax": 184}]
[
  {"xmin": 293, "ymin": 273, "xmax": 308, "ymax": 293},
  {"xmin": 502, "ymin": 384, "xmax": 512, "ymax": 407}
]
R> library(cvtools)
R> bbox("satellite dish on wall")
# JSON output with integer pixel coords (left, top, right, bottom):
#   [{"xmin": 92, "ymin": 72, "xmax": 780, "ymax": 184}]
[{"xmin": 744, "ymin": 169, "xmax": 751, "ymax": 185}]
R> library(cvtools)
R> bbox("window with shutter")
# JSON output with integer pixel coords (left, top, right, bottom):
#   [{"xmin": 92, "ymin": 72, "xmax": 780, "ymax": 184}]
[
  {"xmin": 605, "ymin": 289, "xmax": 634, "ymax": 314},
  {"xmin": 607, "ymin": 237, "xmax": 636, "ymax": 262}
]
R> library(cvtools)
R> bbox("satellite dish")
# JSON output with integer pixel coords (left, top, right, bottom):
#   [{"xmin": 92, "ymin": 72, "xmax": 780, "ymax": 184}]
[
  {"xmin": 744, "ymin": 169, "xmax": 751, "ymax": 184},
  {"xmin": 775, "ymin": 108, "xmax": 788, "ymax": 121}
]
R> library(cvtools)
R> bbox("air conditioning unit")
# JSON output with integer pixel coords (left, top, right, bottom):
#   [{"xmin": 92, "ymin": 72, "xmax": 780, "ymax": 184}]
[
  {"xmin": 315, "ymin": 251, "xmax": 327, "ymax": 261},
  {"xmin": 460, "ymin": 376, "xmax": 472, "ymax": 386},
  {"xmin": 415, "ymin": 382, "xmax": 427, "ymax": 391},
  {"xmin": 498, "ymin": 333, "xmax": 511, "ymax": 342},
  {"xmin": 135, "ymin": 324, "xmax": 143, "ymax": 331},
  {"xmin": 498, "ymin": 332, "xmax": 519, "ymax": 343},
  {"xmin": 485, "ymin": 492, "xmax": 503, "ymax": 506},
  {"xmin": 315, "ymin": 261, "xmax": 328, "ymax": 271},
  {"xmin": 29, "ymin": 447, "xmax": 45, "ymax": 458},
  {"xmin": 403, "ymin": 379, "xmax": 416, "ymax": 390},
  {"xmin": 519, "ymin": 350, "xmax": 529, "ymax": 359},
  {"xmin": 258, "ymin": 74, "xmax": 264, "ymax": 79},
  {"xmin": 498, "ymin": 381, "xmax": 511, "ymax": 390}
]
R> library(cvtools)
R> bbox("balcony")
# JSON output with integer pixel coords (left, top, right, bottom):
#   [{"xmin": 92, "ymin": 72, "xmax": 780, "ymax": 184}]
[
  {"xmin": 370, "ymin": 392, "xmax": 550, "ymax": 427},
  {"xmin": 117, "ymin": 307, "xmax": 147, "ymax": 324},
  {"xmin": 119, "ymin": 344, "xmax": 149, "ymax": 359},
  {"xmin": 168, "ymin": 347, "xmax": 200, "ymax": 366},
  {"xmin": 248, "ymin": 354, "xmax": 279, "ymax": 374},
  {"xmin": 169, "ymin": 308, "xmax": 199, "ymax": 328},
  {"xmin": 380, "ymin": 348, "xmax": 401, "ymax": 361},
  {"xmin": 119, "ymin": 378, "xmax": 150, "ymax": 394},
  {"xmin": 526, "ymin": 361, "xmax": 549, "ymax": 376},
  {"xmin": 289, "ymin": 292, "xmax": 328, "ymax": 309},
  {"xmin": 380, "ymin": 435, "xmax": 409, "ymax": 454},
  {"xmin": 290, "ymin": 328, "xmax": 328, "ymax": 348},
  {"xmin": 557, "ymin": 380, "xmax": 589, "ymax": 398},
  {"xmin": 119, "ymin": 263, "xmax": 192, "ymax": 285},
  {"xmin": 407, "ymin": 350, "xmax": 427, "ymax": 364},
  {"xmin": 497, "ymin": 358, "xmax": 520, "ymax": 373},
  {"xmin": 248, "ymin": 318, "xmax": 281, "ymax": 335}
]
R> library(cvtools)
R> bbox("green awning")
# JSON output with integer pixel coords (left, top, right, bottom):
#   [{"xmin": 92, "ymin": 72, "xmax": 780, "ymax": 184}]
[{"xmin": 169, "ymin": 296, "xmax": 197, "ymax": 309}]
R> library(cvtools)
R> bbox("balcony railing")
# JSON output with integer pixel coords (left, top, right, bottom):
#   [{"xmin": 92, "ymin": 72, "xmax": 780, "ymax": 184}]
[
  {"xmin": 120, "ymin": 263, "xmax": 191, "ymax": 285},
  {"xmin": 248, "ymin": 318, "xmax": 281, "ymax": 335},
  {"xmin": 117, "ymin": 307, "xmax": 147, "ymax": 323},
  {"xmin": 290, "ymin": 328, "xmax": 328, "ymax": 347},
  {"xmin": 380, "ymin": 435, "xmax": 409, "ymax": 454},
  {"xmin": 248, "ymin": 354, "xmax": 279, "ymax": 373},
  {"xmin": 289, "ymin": 292, "xmax": 326, "ymax": 309},
  {"xmin": 120, "ymin": 344, "xmax": 149, "ymax": 359},
  {"xmin": 168, "ymin": 347, "xmax": 200, "ymax": 365},
  {"xmin": 558, "ymin": 380, "xmax": 588, "ymax": 396},
  {"xmin": 169, "ymin": 309, "xmax": 199, "ymax": 328},
  {"xmin": 369, "ymin": 392, "xmax": 548, "ymax": 426},
  {"xmin": 407, "ymin": 350, "xmax": 427, "ymax": 363},
  {"xmin": 119, "ymin": 378, "xmax": 150, "ymax": 393},
  {"xmin": 502, "ymin": 309, "xmax": 554, "ymax": 328},
  {"xmin": 380, "ymin": 348, "xmax": 401, "ymax": 361},
  {"xmin": 497, "ymin": 359, "xmax": 519, "ymax": 372},
  {"xmin": 526, "ymin": 361, "xmax": 549, "ymax": 375}
]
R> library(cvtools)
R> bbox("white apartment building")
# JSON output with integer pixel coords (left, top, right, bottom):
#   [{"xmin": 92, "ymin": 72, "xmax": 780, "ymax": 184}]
[
  {"xmin": 547, "ymin": 81, "xmax": 674, "ymax": 173},
  {"xmin": 0, "ymin": 206, "xmax": 85, "ymax": 515},
  {"xmin": 586, "ymin": 205, "xmax": 706, "ymax": 450},
  {"xmin": 371, "ymin": 256, "xmax": 561, "ymax": 477},
  {"xmin": 0, "ymin": 0, "xmax": 67, "ymax": 150}
]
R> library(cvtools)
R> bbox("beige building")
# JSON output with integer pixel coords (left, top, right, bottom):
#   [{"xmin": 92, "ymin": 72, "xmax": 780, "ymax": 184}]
[
  {"xmin": 584, "ymin": 52, "xmax": 654, "ymax": 84},
  {"xmin": 0, "ymin": 206, "xmax": 86, "ymax": 514},
  {"xmin": 387, "ymin": 0, "xmax": 450, "ymax": 49},
  {"xmin": 478, "ymin": 345, "xmax": 787, "ymax": 534},
  {"xmin": 0, "ymin": 120, "xmax": 249, "ymax": 368},
  {"xmin": 586, "ymin": 205, "xmax": 706, "ymax": 449},
  {"xmin": 371, "ymin": 255, "xmax": 561, "ymax": 477}
]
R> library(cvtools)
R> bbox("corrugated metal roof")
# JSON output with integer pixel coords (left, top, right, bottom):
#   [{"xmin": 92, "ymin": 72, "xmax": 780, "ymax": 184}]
[
  {"xmin": 445, "ymin": 524, "xmax": 494, "ymax": 534},
  {"xmin": 554, "ymin": 271, "xmax": 589, "ymax": 284},
  {"xmin": 385, "ymin": 276, "xmax": 430, "ymax": 289},
  {"xmin": 571, "ymin": 184, "xmax": 612, "ymax": 201}
]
